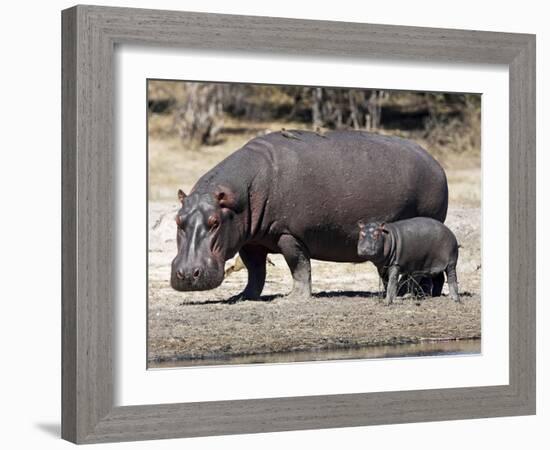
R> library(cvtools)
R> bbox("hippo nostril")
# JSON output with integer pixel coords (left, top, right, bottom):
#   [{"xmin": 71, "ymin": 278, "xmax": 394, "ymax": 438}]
[
  {"xmin": 176, "ymin": 270, "xmax": 185, "ymax": 280},
  {"xmin": 193, "ymin": 268, "xmax": 201, "ymax": 279}
]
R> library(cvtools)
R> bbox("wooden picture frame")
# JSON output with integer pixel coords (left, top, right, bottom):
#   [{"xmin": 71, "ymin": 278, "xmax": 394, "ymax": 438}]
[{"xmin": 61, "ymin": 5, "xmax": 536, "ymax": 443}]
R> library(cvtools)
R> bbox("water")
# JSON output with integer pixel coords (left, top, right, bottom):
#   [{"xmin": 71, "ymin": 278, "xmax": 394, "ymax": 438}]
[{"xmin": 150, "ymin": 338, "xmax": 480, "ymax": 369}]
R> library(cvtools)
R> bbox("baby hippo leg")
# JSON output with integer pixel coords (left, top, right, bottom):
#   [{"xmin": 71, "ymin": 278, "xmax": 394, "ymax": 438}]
[
  {"xmin": 377, "ymin": 266, "xmax": 388, "ymax": 294},
  {"xmin": 385, "ymin": 265, "xmax": 400, "ymax": 305},
  {"xmin": 445, "ymin": 264, "xmax": 460, "ymax": 302}
]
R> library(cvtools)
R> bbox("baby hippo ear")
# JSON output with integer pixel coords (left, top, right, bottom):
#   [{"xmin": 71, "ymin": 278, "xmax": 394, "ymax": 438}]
[
  {"xmin": 357, "ymin": 220, "xmax": 366, "ymax": 230},
  {"xmin": 379, "ymin": 222, "xmax": 389, "ymax": 234},
  {"xmin": 177, "ymin": 189, "xmax": 187, "ymax": 205}
]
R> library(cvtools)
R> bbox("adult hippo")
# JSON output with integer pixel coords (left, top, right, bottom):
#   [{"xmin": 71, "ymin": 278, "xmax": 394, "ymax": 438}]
[{"xmin": 171, "ymin": 130, "xmax": 448, "ymax": 300}]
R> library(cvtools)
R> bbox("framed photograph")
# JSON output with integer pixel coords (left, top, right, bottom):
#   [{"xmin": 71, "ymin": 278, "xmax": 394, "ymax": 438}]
[{"xmin": 62, "ymin": 5, "xmax": 536, "ymax": 444}]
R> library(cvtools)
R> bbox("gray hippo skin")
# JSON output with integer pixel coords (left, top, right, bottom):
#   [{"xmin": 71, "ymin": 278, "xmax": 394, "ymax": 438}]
[
  {"xmin": 171, "ymin": 130, "xmax": 448, "ymax": 300},
  {"xmin": 357, "ymin": 217, "xmax": 459, "ymax": 305}
]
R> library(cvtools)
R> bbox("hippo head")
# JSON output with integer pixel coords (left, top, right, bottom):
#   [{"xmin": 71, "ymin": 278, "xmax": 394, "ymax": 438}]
[
  {"xmin": 357, "ymin": 221, "xmax": 388, "ymax": 260},
  {"xmin": 171, "ymin": 186, "xmax": 244, "ymax": 291}
]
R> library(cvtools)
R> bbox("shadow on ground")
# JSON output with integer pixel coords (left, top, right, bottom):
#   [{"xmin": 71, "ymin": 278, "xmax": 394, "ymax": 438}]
[
  {"xmin": 180, "ymin": 290, "xmax": 386, "ymax": 306},
  {"xmin": 179, "ymin": 289, "xmax": 474, "ymax": 306}
]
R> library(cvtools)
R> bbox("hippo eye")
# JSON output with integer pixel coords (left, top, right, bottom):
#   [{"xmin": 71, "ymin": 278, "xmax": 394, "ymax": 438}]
[{"xmin": 208, "ymin": 216, "xmax": 219, "ymax": 230}]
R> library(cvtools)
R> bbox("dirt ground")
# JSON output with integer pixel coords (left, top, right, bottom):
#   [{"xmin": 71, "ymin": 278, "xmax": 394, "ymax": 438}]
[{"xmin": 147, "ymin": 123, "xmax": 481, "ymax": 366}]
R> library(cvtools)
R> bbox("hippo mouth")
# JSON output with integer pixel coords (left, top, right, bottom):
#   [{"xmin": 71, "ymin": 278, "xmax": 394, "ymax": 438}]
[
  {"xmin": 170, "ymin": 260, "xmax": 225, "ymax": 292},
  {"xmin": 357, "ymin": 245, "xmax": 378, "ymax": 258}
]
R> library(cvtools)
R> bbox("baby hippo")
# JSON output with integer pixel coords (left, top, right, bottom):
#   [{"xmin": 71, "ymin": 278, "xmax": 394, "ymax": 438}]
[{"xmin": 357, "ymin": 217, "xmax": 459, "ymax": 305}]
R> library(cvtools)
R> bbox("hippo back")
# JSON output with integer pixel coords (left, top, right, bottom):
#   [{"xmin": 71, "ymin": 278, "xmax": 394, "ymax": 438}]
[{"xmin": 194, "ymin": 130, "xmax": 448, "ymax": 263}]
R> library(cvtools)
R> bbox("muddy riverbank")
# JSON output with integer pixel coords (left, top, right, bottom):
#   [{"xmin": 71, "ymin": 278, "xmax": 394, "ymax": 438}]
[{"xmin": 151, "ymin": 338, "xmax": 481, "ymax": 368}]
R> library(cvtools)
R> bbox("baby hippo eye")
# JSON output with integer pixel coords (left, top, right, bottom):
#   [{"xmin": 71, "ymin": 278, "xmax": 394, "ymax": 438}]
[{"xmin": 208, "ymin": 215, "xmax": 220, "ymax": 230}]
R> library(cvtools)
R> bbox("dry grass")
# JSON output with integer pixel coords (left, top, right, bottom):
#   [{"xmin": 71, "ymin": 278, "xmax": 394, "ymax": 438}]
[
  {"xmin": 149, "ymin": 292, "xmax": 481, "ymax": 365},
  {"xmin": 148, "ymin": 237, "xmax": 481, "ymax": 365}
]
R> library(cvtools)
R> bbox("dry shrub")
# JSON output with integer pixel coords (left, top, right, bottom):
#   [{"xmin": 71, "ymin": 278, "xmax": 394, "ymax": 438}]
[
  {"xmin": 148, "ymin": 80, "xmax": 481, "ymax": 159},
  {"xmin": 423, "ymin": 95, "xmax": 481, "ymax": 156}
]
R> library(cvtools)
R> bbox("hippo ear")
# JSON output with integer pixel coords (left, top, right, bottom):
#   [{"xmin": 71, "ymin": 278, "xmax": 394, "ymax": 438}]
[
  {"xmin": 215, "ymin": 186, "xmax": 242, "ymax": 212},
  {"xmin": 379, "ymin": 223, "xmax": 389, "ymax": 234},
  {"xmin": 357, "ymin": 220, "xmax": 365, "ymax": 230},
  {"xmin": 177, "ymin": 189, "xmax": 187, "ymax": 205}
]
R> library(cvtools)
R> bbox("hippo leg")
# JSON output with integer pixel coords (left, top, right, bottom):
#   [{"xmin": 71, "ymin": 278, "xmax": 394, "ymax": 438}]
[
  {"xmin": 417, "ymin": 276, "xmax": 433, "ymax": 297},
  {"xmin": 278, "ymin": 234, "xmax": 312, "ymax": 298},
  {"xmin": 397, "ymin": 275, "xmax": 409, "ymax": 297},
  {"xmin": 385, "ymin": 265, "xmax": 400, "ymax": 305},
  {"xmin": 238, "ymin": 244, "xmax": 268, "ymax": 300},
  {"xmin": 416, "ymin": 276, "xmax": 434, "ymax": 296},
  {"xmin": 397, "ymin": 275, "xmax": 429, "ymax": 297},
  {"xmin": 431, "ymin": 272, "xmax": 445, "ymax": 297},
  {"xmin": 445, "ymin": 264, "xmax": 460, "ymax": 302}
]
